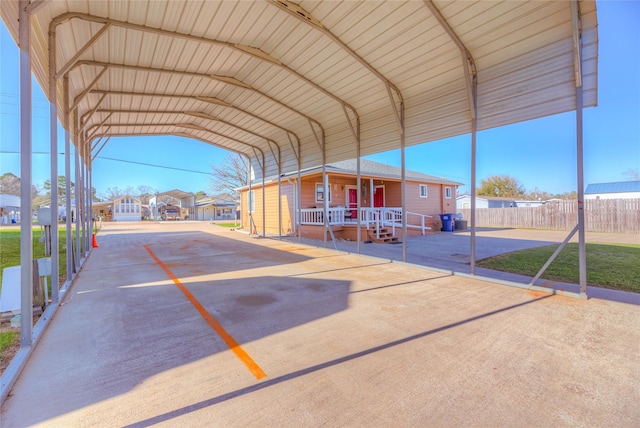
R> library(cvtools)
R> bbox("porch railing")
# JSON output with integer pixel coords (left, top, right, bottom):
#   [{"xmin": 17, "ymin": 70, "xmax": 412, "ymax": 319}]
[
  {"xmin": 299, "ymin": 207, "xmax": 345, "ymax": 225},
  {"xmin": 299, "ymin": 207, "xmax": 433, "ymax": 237}
]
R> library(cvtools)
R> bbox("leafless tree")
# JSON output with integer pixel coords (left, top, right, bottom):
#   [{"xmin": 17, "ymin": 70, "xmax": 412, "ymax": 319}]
[
  {"xmin": 622, "ymin": 168, "xmax": 640, "ymax": 181},
  {"xmin": 1, "ymin": 172, "xmax": 40, "ymax": 200},
  {"xmin": 0, "ymin": 173, "xmax": 21, "ymax": 196},
  {"xmin": 102, "ymin": 186, "xmax": 135, "ymax": 201},
  {"xmin": 209, "ymin": 153, "xmax": 248, "ymax": 201},
  {"xmin": 136, "ymin": 185, "xmax": 156, "ymax": 204}
]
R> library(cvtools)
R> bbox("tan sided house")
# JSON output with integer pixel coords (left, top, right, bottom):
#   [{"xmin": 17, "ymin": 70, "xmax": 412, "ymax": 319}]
[{"xmin": 239, "ymin": 159, "xmax": 462, "ymax": 242}]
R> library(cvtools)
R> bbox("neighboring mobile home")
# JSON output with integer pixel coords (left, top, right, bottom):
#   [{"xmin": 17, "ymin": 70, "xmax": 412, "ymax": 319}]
[
  {"xmin": 585, "ymin": 181, "xmax": 640, "ymax": 200},
  {"xmin": 457, "ymin": 195, "xmax": 546, "ymax": 209},
  {"xmin": 238, "ymin": 159, "xmax": 462, "ymax": 242},
  {"xmin": 195, "ymin": 198, "xmax": 238, "ymax": 221}
]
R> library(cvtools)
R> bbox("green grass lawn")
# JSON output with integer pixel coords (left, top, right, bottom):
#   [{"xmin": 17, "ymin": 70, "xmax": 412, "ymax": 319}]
[
  {"xmin": 1, "ymin": 330, "xmax": 18, "ymax": 350},
  {"xmin": 477, "ymin": 242, "xmax": 640, "ymax": 293},
  {"xmin": 215, "ymin": 222, "xmax": 239, "ymax": 228},
  {"xmin": 0, "ymin": 226, "xmax": 72, "ymax": 289}
]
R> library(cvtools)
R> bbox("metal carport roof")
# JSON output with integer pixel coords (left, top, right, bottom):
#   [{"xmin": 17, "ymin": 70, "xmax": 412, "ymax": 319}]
[{"xmin": 1, "ymin": 0, "xmax": 597, "ymax": 178}]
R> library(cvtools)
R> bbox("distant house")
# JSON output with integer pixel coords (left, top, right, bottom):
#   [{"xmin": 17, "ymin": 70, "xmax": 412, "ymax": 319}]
[
  {"xmin": 238, "ymin": 158, "xmax": 462, "ymax": 241},
  {"xmin": 112, "ymin": 195, "xmax": 142, "ymax": 221},
  {"xmin": 195, "ymin": 198, "xmax": 237, "ymax": 221},
  {"xmin": 585, "ymin": 181, "xmax": 640, "ymax": 200},
  {"xmin": 457, "ymin": 195, "xmax": 545, "ymax": 209},
  {"xmin": 92, "ymin": 201, "xmax": 112, "ymax": 220}
]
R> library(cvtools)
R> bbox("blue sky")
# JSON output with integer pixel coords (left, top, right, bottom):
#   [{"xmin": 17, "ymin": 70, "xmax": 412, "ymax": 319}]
[{"xmin": 1, "ymin": 1, "xmax": 638, "ymax": 199}]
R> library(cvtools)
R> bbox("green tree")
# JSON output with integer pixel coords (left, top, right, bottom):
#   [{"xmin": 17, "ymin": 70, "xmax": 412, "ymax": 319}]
[
  {"xmin": 43, "ymin": 175, "xmax": 75, "ymax": 202},
  {"xmin": 477, "ymin": 175, "xmax": 526, "ymax": 198},
  {"xmin": 554, "ymin": 191, "xmax": 578, "ymax": 200},
  {"xmin": 194, "ymin": 190, "xmax": 207, "ymax": 200}
]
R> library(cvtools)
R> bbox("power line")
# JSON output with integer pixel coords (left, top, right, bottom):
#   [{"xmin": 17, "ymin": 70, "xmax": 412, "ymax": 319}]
[
  {"xmin": 96, "ymin": 156, "xmax": 211, "ymax": 175},
  {"xmin": 0, "ymin": 151, "xmax": 211, "ymax": 175}
]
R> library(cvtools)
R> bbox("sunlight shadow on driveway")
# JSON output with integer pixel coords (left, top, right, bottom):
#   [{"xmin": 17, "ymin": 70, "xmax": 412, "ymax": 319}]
[{"xmin": 124, "ymin": 294, "xmax": 552, "ymax": 427}]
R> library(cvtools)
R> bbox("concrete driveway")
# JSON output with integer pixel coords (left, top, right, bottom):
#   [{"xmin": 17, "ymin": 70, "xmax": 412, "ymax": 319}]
[
  {"xmin": 288, "ymin": 227, "xmax": 639, "ymax": 301},
  {"xmin": 2, "ymin": 222, "xmax": 638, "ymax": 427}
]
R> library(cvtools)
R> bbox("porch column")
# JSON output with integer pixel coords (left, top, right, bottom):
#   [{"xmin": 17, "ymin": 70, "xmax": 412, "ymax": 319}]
[{"xmin": 369, "ymin": 178, "xmax": 374, "ymax": 207}]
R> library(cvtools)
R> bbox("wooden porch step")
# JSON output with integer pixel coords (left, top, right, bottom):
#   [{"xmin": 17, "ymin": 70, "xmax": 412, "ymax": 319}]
[{"xmin": 367, "ymin": 228, "xmax": 399, "ymax": 244}]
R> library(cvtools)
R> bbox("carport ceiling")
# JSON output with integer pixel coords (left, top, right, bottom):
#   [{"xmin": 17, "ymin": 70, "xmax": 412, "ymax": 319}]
[{"xmin": 1, "ymin": 0, "xmax": 597, "ymax": 178}]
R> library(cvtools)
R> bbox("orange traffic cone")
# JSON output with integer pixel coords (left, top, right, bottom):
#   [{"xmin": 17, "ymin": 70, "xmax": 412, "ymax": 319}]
[{"xmin": 92, "ymin": 233, "xmax": 99, "ymax": 248}]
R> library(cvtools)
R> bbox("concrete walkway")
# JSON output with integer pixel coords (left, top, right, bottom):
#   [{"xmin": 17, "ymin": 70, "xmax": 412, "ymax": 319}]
[{"xmin": 2, "ymin": 222, "xmax": 639, "ymax": 427}]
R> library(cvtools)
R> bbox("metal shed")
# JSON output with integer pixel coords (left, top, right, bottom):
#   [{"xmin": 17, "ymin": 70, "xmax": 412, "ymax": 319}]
[{"xmin": 1, "ymin": 0, "xmax": 597, "ymax": 401}]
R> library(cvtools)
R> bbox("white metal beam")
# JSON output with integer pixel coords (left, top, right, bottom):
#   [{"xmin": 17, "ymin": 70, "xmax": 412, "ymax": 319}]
[{"xmin": 18, "ymin": 0, "xmax": 33, "ymax": 348}]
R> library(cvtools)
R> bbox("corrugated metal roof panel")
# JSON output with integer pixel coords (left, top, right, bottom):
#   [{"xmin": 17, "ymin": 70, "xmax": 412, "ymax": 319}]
[
  {"xmin": 1, "ymin": 0, "xmax": 598, "ymax": 180},
  {"xmin": 585, "ymin": 181, "xmax": 640, "ymax": 194}
]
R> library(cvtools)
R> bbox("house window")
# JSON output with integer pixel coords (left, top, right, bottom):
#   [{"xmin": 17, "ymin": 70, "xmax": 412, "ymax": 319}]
[
  {"xmin": 316, "ymin": 183, "xmax": 331, "ymax": 203},
  {"xmin": 115, "ymin": 205, "xmax": 120, "ymax": 213},
  {"xmin": 248, "ymin": 190, "xmax": 255, "ymax": 213},
  {"xmin": 419, "ymin": 185, "xmax": 428, "ymax": 198},
  {"xmin": 445, "ymin": 187, "xmax": 452, "ymax": 199}
]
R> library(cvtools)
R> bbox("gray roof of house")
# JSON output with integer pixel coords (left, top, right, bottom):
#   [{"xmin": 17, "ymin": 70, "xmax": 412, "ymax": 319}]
[
  {"xmin": 195, "ymin": 198, "xmax": 237, "ymax": 207},
  {"xmin": 326, "ymin": 159, "xmax": 462, "ymax": 185},
  {"xmin": 264, "ymin": 158, "xmax": 462, "ymax": 186},
  {"xmin": 585, "ymin": 181, "xmax": 640, "ymax": 194}
]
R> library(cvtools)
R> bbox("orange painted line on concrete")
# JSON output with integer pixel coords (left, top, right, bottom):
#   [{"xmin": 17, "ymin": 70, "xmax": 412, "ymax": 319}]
[{"xmin": 144, "ymin": 244, "xmax": 266, "ymax": 380}]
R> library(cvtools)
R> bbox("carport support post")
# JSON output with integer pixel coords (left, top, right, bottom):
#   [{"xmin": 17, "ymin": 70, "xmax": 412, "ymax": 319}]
[
  {"xmin": 322, "ymin": 164, "xmax": 327, "ymax": 248},
  {"xmin": 576, "ymin": 81, "xmax": 587, "ymax": 295},
  {"xmin": 87, "ymin": 154, "xmax": 93, "ymax": 249},
  {"xmin": 83, "ymin": 143, "xmax": 89, "ymax": 254},
  {"xmin": 297, "ymin": 166, "xmax": 302, "ymax": 242},
  {"xmin": 247, "ymin": 156, "xmax": 253, "ymax": 234},
  {"xmin": 400, "ymin": 102, "xmax": 407, "ymax": 262},
  {"xmin": 571, "ymin": 0, "xmax": 587, "ymax": 296},
  {"xmin": 64, "ymin": 76, "xmax": 73, "ymax": 278},
  {"xmin": 18, "ymin": 0, "xmax": 33, "ymax": 346},
  {"xmin": 470, "ymin": 117, "xmax": 477, "ymax": 274},
  {"xmin": 74, "ymin": 109, "xmax": 82, "ymax": 269},
  {"xmin": 48, "ymin": 23, "xmax": 59, "ymax": 303}
]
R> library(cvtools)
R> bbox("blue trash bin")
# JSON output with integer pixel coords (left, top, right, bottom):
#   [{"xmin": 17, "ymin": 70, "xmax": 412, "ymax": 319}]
[{"xmin": 439, "ymin": 213, "xmax": 454, "ymax": 232}]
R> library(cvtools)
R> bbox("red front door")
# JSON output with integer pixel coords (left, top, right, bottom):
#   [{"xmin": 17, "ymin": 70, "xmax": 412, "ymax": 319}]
[
  {"xmin": 374, "ymin": 186, "xmax": 384, "ymax": 207},
  {"xmin": 348, "ymin": 188, "xmax": 358, "ymax": 219}
]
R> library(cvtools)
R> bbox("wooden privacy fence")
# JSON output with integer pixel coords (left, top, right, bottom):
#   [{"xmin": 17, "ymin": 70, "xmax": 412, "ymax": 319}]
[{"xmin": 460, "ymin": 199, "xmax": 640, "ymax": 234}]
